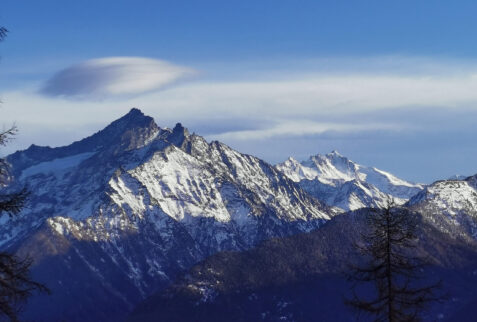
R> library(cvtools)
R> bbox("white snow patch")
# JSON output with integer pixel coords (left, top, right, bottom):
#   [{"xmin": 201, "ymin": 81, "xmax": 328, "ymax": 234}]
[
  {"xmin": 21, "ymin": 152, "xmax": 95, "ymax": 179},
  {"xmin": 51, "ymin": 222, "xmax": 64, "ymax": 235}
]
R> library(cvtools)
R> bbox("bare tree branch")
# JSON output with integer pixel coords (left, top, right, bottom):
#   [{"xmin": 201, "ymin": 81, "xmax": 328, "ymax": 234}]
[{"xmin": 0, "ymin": 25, "xmax": 50, "ymax": 320}]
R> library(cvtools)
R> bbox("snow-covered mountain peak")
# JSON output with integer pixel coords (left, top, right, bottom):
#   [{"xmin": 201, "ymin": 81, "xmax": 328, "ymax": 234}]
[
  {"xmin": 276, "ymin": 151, "xmax": 424, "ymax": 211},
  {"xmin": 408, "ymin": 178, "xmax": 477, "ymax": 215},
  {"xmin": 6, "ymin": 108, "xmax": 162, "ymax": 176},
  {"xmin": 0, "ymin": 109, "xmax": 338, "ymax": 320},
  {"xmin": 407, "ymin": 178, "xmax": 477, "ymax": 241},
  {"xmin": 4, "ymin": 108, "xmax": 477, "ymax": 321},
  {"xmin": 87, "ymin": 107, "xmax": 159, "ymax": 149},
  {"xmin": 285, "ymin": 156, "xmax": 300, "ymax": 164},
  {"xmin": 276, "ymin": 157, "xmax": 309, "ymax": 183},
  {"xmin": 306, "ymin": 152, "xmax": 360, "ymax": 183}
]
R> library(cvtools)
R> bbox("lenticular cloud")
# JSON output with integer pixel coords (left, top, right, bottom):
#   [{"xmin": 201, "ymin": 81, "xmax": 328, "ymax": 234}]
[{"xmin": 41, "ymin": 57, "xmax": 195, "ymax": 100}]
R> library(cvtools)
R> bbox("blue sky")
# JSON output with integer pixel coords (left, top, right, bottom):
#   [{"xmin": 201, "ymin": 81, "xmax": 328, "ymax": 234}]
[{"xmin": 2, "ymin": 1, "xmax": 477, "ymax": 183}]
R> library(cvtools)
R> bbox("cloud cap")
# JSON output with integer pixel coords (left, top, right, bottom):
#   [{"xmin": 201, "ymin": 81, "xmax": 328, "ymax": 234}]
[{"xmin": 41, "ymin": 57, "xmax": 195, "ymax": 100}]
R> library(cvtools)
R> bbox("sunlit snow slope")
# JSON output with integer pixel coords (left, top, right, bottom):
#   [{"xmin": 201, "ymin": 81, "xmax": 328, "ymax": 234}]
[
  {"xmin": 408, "ymin": 175, "xmax": 477, "ymax": 240},
  {"xmin": 276, "ymin": 151, "xmax": 424, "ymax": 211},
  {"xmin": 2, "ymin": 108, "xmax": 334, "ymax": 322}
]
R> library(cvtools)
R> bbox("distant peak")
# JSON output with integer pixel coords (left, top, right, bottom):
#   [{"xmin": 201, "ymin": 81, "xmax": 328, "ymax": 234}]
[
  {"xmin": 323, "ymin": 150, "xmax": 350, "ymax": 163},
  {"xmin": 285, "ymin": 156, "xmax": 299, "ymax": 164},
  {"xmin": 121, "ymin": 107, "xmax": 147, "ymax": 121},
  {"xmin": 168, "ymin": 122, "xmax": 190, "ymax": 146},
  {"xmin": 173, "ymin": 122, "xmax": 184, "ymax": 132},
  {"xmin": 172, "ymin": 122, "xmax": 189, "ymax": 137},
  {"xmin": 128, "ymin": 107, "xmax": 144, "ymax": 116},
  {"xmin": 114, "ymin": 108, "xmax": 154, "ymax": 127},
  {"xmin": 80, "ymin": 107, "xmax": 158, "ymax": 152},
  {"xmin": 26, "ymin": 144, "xmax": 49, "ymax": 152},
  {"xmin": 308, "ymin": 150, "xmax": 347, "ymax": 163}
]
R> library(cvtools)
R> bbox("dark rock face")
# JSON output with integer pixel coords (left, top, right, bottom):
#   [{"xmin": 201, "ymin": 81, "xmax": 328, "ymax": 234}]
[
  {"xmin": 7, "ymin": 108, "xmax": 159, "ymax": 175},
  {"xmin": 2, "ymin": 108, "xmax": 334, "ymax": 321}
]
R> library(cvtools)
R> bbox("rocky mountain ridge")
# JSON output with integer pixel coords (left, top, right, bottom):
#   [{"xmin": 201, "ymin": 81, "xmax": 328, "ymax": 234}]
[
  {"xmin": 2, "ymin": 108, "xmax": 475, "ymax": 321},
  {"xmin": 3, "ymin": 108, "xmax": 334, "ymax": 321},
  {"xmin": 129, "ymin": 208, "xmax": 477, "ymax": 322},
  {"xmin": 276, "ymin": 151, "xmax": 424, "ymax": 210},
  {"xmin": 407, "ymin": 175, "xmax": 477, "ymax": 241}
]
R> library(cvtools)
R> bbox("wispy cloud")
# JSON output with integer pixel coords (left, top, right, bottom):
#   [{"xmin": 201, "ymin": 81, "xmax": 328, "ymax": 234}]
[
  {"xmin": 8, "ymin": 56, "xmax": 477, "ymax": 143},
  {"xmin": 5, "ymin": 56, "xmax": 477, "ymax": 182},
  {"xmin": 213, "ymin": 120, "xmax": 400, "ymax": 140},
  {"xmin": 140, "ymin": 72, "xmax": 477, "ymax": 121},
  {"xmin": 40, "ymin": 57, "xmax": 195, "ymax": 100}
]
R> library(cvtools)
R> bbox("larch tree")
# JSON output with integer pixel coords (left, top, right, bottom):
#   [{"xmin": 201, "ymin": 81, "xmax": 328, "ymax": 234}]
[{"xmin": 346, "ymin": 202, "xmax": 442, "ymax": 322}]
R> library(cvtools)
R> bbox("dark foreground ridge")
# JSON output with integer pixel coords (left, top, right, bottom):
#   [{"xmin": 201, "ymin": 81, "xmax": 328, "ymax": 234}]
[{"xmin": 130, "ymin": 209, "xmax": 477, "ymax": 322}]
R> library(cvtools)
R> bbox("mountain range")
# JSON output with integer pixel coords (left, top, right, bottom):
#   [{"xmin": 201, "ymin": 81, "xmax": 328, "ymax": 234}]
[
  {"xmin": 130, "ymin": 208, "xmax": 477, "ymax": 321},
  {"xmin": 276, "ymin": 152, "xmax": 423, "ymax": 211},
  {"xmin": 1, "ymin": 108, "xmax": 476, "ymax": 321}
]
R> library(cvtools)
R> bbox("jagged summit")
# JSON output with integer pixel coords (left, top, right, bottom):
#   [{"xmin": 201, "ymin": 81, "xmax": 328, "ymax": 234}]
[
  {"xmin": 2, "ymin": 109, "xmax": 332, "ymax": 321},
  {"xmin": 277, "ymin": 151, "xmax": 424, "ymax": 210},
  {"xmin": 128, "ymin": 107, "xmax": 144, "ymax": 116},
  {"xmin": 7, "ymin": 108, "xmax": 159, "ymax": 173},
  {"xmin": 173, "ymin": 122, "xmax": 183, "ymax": 130},
  {"xmin": 328, "ymin": 150, "xmax": 342, "ymax": 156},
  {"xmin": 88, "ymin": 107, "xmax": 158, "ymax": 143},
  {"xmin": 112, "ymin": 107, "xmax": 154, "ymax": 129}
]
